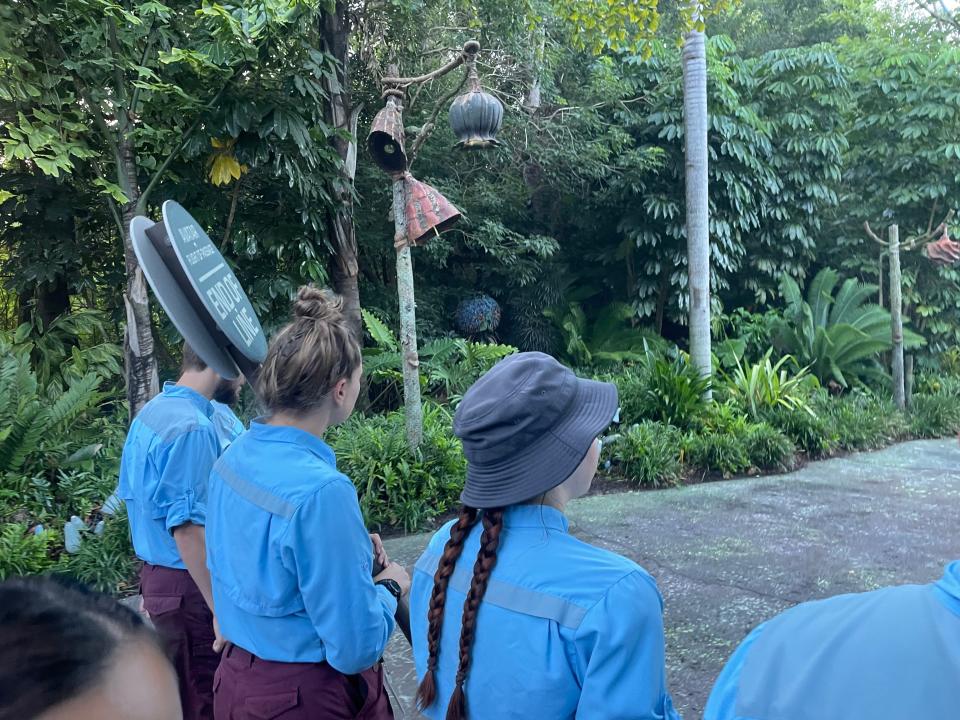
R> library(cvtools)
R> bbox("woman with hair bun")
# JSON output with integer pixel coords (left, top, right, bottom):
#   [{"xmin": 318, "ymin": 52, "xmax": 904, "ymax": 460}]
[
  {"xmin": 411, "ymin": 352, "xmax": 680, "ymax": 720},
  {"xmin": 205, "ymin": 287, "xmax": 408, "ymax": 719}
]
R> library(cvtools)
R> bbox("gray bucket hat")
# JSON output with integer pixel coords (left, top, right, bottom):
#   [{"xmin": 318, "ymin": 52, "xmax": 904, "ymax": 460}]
[{"xmin": 453, "ymin": 352, "xmax": 619, "ymax": 508}]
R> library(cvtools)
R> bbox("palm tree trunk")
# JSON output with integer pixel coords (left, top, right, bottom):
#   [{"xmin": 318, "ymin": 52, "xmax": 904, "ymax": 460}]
[{"xmin": 682, "ymin": 23, "xmax": 712, "ymax": 395}]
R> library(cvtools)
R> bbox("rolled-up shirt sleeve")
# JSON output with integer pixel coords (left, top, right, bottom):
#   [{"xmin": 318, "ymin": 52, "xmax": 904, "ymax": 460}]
[
  {"xmin": 285, "ymin": 478, "xmax": 396, "ymax": 674},
  {"xmin": 156, "ymin": 428, "xmax": 219, "ymax": 532},
  {"xmin": 573, "ymin": 570, "xmax": 680, "ymax": 720}
]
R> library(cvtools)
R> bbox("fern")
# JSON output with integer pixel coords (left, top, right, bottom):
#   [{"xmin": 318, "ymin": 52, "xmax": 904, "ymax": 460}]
[{"xmin": 0, "ymin": 352, "xmax": 103, "ymax": 474}]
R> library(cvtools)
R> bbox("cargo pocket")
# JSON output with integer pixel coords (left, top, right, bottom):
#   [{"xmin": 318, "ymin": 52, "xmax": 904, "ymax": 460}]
[
  {"xmin": 141, "ymin": 593, "xmax": 183, "ymax": 619},
  {"xmin": 243, "ymin": 690, "xmax": 300, "ymax": 719}
]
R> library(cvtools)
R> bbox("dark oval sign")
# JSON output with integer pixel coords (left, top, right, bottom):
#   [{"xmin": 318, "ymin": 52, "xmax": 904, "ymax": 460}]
[{"xmin": 161, "ymin": 201, "xmax": 267, "ymax": 368}]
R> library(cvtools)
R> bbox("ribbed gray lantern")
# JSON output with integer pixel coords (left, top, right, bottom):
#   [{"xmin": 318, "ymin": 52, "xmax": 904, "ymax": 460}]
[{"xmin": 449, "ymin": 44, "xmax": 503, "ymax": 150}]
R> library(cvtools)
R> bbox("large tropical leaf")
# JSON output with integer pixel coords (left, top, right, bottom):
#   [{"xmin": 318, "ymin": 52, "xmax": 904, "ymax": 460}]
[{"xmin": 808, "ymin": 268, "xmax": 839, "ymax": 329}]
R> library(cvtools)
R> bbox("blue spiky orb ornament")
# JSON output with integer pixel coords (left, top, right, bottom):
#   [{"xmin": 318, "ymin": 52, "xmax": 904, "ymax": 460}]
[{"xmin": 455, "ymin": 294, "xmax": 501, "ymax": 335}]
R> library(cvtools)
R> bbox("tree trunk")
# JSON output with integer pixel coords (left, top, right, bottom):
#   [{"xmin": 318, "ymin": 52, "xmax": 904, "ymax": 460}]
[
  {"xmin": 682, "ymin": 25, "xmax": 712, "ymax": 395},
  {"xmin": 321, "ymin": 3, "xmax": 362, "ymax": 338},
  {"xmin": 119, "ymin": 135, "xmax": 159, "ymax": 420},
  {"xmin": 393, "ymin": 175, "xmax": 423, "ymax": 450},
  {"xmin": 888, "ymin": 224, "xmax": 905, "ymax": 410}
]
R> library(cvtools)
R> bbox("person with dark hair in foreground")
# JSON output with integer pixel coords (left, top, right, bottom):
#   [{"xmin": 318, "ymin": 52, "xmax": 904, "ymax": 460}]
[
  {"xmin": 411, "ymin": 352, "xmax": 680, "ymax": 720},
  {"xmin": 117, "ymin": 342, "xmax": 241, "ymax": 720},
  {"xmin": 0, "ymin": 575, "xmax": 181, "ymax": 720},
  {"xmin": 206, "ymin": 287, "xmax": 407, "ymax": 719}
]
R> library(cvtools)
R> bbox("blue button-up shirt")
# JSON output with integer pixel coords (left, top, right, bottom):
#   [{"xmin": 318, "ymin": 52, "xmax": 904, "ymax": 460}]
[
  {"xmin": 205, "ymin": 420, "xmax": 397, "ymax": 673},
  {"xmin": 705, "ymin": 562, "xmax": 960, "ymax": 720},
  {"xmin": 210, "ymin": 400, "xmax": 245, "ymax": 450},
  {"xmin": 411, "ymin": 505, "xmax": 680, "ymax": 720},
  {"xmin": 117, "ymin": 382, "xmax": 219, "ymax": 569}
]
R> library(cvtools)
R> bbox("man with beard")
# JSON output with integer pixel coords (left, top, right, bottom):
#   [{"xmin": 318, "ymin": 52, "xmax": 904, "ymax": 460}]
[
  {"xmin": 209, "ymin": 369, "xmax": 246, "ymax": 451},
  {"xmin": 117, "ymin": 343, "xmax": 237, "ymax": 720}
]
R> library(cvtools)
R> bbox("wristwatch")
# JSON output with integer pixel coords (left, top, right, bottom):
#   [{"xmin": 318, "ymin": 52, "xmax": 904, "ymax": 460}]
[{"xmin": 376, "ymin": 578, "xmax": 403, "ymax": 602}]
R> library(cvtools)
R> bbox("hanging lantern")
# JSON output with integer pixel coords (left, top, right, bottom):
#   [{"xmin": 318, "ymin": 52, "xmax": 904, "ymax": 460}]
[
  {"xmin": 367, "ymin": 92, "xmax": 408, "ymax": 174},
  {"xmin": 926, "ymin": 229, "xmax": 960, "ymax": 266},
  {"xmin": 401, "ymin": 174, "xmax": 461, "ymax": 247},
  {"xmin": 449, "ymin": 51, "xmax": 503, "ymax": 150}
]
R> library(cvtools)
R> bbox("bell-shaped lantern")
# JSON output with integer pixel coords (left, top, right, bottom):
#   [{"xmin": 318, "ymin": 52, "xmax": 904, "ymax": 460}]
[
  {"xmin": 401, "ymin": 174, "xmax": 461, "ymax": 247},
  {"xmin": 926, "ymin": 229, "xmax": 960, "ymax": 266},
  {"xmin": 449, "ymin": 60, "xmax": 503, "ymax": 150},
  {"xmin": 367, "ymin": 93, "xmax": 408, "ymax": 174}
]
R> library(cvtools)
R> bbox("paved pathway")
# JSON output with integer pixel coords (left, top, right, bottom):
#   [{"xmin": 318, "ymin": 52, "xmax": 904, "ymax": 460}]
[{"xmin": 381, "ymin": 438, "xmax": 960, "ymax": 719}]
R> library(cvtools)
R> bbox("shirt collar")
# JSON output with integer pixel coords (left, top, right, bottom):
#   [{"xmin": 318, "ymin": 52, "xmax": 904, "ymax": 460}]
[
  {"xmin": 501, "ymin": 504, "xmax": 569, "ymax": 532},
  {"xmin": 162, "ymin": 381, "xmax": 214, "ymax": 417},
  {"xmin": 934, "ymin": 561, "xmax": 960, "ymax": 616},
  {"xmin": 248, "ymin": 419, "xmax": 337, "ymax": 467}
]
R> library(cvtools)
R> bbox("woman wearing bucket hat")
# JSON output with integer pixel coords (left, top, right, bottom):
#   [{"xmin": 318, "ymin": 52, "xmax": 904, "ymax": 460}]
[{"xmin": 410, "ymin": 352, "xmax": 680, "ymax": 720}]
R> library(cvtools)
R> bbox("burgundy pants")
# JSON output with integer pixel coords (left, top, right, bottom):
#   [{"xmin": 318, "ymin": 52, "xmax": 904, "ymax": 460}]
[
  {"xmin": 140, "ymin": 563, "xmax": 218, "ymax": 720},
  {"xmin": 214, "ymin": 644, "xmax": 395, "ymax": 720}
]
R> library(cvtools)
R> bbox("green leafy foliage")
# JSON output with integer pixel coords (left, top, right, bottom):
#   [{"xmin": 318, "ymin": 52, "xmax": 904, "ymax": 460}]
[
  {"xmin": 10, "ymin": 310, "xmax": 122, "ymax": 393},
  {"xmin": 604, "ymin": 421, "xmax": 684, "ymax": 488},
  {"xmin": 0, "ymin": 346, "xmax": 104, "ymax": 476},
  {"xmin": 907, "ymin": 394, "xmax": 960, "ymax": 439},
  {"xmin": 773, "ymin": 268, "xmax": 923, "ymax": 388},
  {"xmin": 545, "ymin": 302, "xmax": 668, "ymax": 367},
  {"xmin": 761, "ymin": 402, "xmax": 838, "ymax": 458},
  {"xmin": 816, "ymin": 391, "xmax": 903, "ymax": 451},
  {"xmin": 826, "ymin": 37, "xmax": 960, "ymax": 357},
  {"xmin": 635, "ymin": 351, "xmax": 711, "ymax": 429},
  {"xmin": 684, "ymin": 431, "xmax": 751, "ymax": 478},
  {"xmin": 329, "ymin": 404, "xmax": 466, "ymax": 531},
  {"xmin": 59, "ymin": 509, "xmax": 136, "ymax": 595},
  {"xmin": 614, "ymin": 39, "xmax": 849, "ymax": 322},
  {"xmin": 688, "ymin": 404, "xmax": 795, "ymax": 476},
  {"xmin": 744, "ymin": 423, "xmax": 797, "ymax": 472},
  {"xmin": 361, "ymin": 310, "xmax": 516, "ymax": 406},
  {"xmin": 0, "ymin": 523, "xmax": 57, "ymax": 579},
  {"xmin": 722, "ymin": 350, "xmax": 817, "ymax": 420}
]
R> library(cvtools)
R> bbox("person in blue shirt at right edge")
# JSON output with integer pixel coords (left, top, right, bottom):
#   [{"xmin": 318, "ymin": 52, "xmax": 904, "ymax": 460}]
[
  {"xmin": 705, "ymin": 557, "xmax": 960, "ymax": 712},
  {"xmin": 412, "ymin": 352, "xmax": 681, "ymax": 720}
]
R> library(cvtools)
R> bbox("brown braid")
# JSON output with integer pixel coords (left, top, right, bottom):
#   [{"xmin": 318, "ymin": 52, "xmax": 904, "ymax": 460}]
[
  {"xmin": 416, "ymin": 505, "xmax": 480, "ymax": 712},
  {"xmin": 445, "ymin": 508, "xmax": 504, "ymax": 720}
]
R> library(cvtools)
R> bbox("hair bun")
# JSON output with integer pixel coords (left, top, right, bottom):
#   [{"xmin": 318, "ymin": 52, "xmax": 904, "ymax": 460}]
[{"xmin": 293, "ymin": 286, "xmax": 343, "ymax": 322}]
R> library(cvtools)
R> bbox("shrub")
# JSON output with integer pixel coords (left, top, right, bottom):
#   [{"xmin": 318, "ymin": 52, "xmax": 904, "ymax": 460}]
[
  {"xmin": 907, "ymin": 393, "xmax": 960, "ymax": 439},
  {"xmin": 761, "ymin": 404, "xmax": 837, "ymax": 459},
  {"xmin": 329, "ymin": 403, "xmax": 466, "ymax": 531},
  {"xmin": 915, "ymin": 374, "xmax": 960, "ymax": 398},
  {"xmin": 722, "ymin": 349, "xmax": 817, "ymax": 420},
  {"xmin": 744, "ymin": 423, "xmax": 796, "ymax": 472},
  {"xmin": 362, "ymin": 310, "xmax": 515, "ymax": 407},
  {"xmin": 605, "ymin": 365, "xmax": 649, "ymax": 427},
  {"xmin": 59, "ymin": 509, "xmax": 137, "ymax": 595},
  {"xmin": 545, "ymin": 302, "xmax": 670, "ymax": 367},
  {"xmin": 684, "ymin": 431, "xmax": 751, "ymax": 478},
  {"xmin": 0, "ymin": 522, "xmax": 56, "ymax": 579},
  {"xmin": 604, "ymin": 422, "xmax": 684, "ymax": 488},
  {"xmin": 689, "ymin": 403, "xmax": 795, "ymax": 475},
  {"xmin": 818, "ymin": 391, "xmax": 903, "ymax": 451},
  {"xmin": 773, "ymin": 268, "xmax": 924, "ymax": 389},
  {"xmin": 634, "ymin": 351, "xmax": 711, "ymax": 429}
]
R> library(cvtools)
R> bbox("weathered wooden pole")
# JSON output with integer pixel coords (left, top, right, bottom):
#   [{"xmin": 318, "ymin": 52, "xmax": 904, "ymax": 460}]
[
  {"xmin": 392, "ymin": 166, "xmax": 424, "ymax": 450},
  {"xmin": 888, "ymin": 224, "xmax": 906, "ymax": 410}
]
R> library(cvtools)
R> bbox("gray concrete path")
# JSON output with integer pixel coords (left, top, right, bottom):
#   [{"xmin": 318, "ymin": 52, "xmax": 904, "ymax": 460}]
[{"xmin": 381, "ymin": 438, "xmax": 960, "ymax": 719}]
